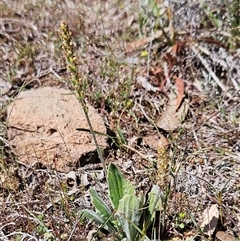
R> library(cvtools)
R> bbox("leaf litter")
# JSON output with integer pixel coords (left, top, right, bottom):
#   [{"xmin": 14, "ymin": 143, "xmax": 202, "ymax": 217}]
[{"xmin": 200, "ymin": 204, "xmax": 219, "ymax": 236}]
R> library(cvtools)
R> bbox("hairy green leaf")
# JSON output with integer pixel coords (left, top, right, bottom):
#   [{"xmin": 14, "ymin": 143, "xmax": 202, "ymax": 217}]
[
  {"xmin": 140, "ymin": 185, "xmax": 163, "ymax": 234},
  {"xmin": 148, "ymin": 185, "xmax": 162, "ymax": 218},
  {"xmin": 116, "ymin": 194, "xmax": 143, "ymax": 241}
]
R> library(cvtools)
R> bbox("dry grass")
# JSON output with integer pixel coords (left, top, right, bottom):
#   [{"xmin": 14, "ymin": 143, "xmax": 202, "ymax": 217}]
[{"xmin": 0, "ymin": 0, "xmax": 239, "ymax": 240}]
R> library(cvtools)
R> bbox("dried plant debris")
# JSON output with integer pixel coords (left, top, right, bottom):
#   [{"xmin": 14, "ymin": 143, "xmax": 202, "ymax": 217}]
[
  {"xmin": 200, "ymin": 204, "xmax": 219, "ymax": 236},
  {"xmin": 157, "ymin": 98, "xmax": 189, "ymax": 131},
  {"xmin": 216, "ymin": 231, "xmax": 237, "ymax": 241}
]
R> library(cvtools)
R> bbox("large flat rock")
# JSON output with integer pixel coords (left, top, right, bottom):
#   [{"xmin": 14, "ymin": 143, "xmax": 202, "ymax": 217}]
[{"xmin": 7, "ymin": 87, "xmax": 107, "ymax": 172}]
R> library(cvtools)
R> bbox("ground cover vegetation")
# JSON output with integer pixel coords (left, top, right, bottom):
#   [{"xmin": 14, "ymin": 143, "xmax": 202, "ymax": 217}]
[{"xmin": 0, "ymin": 0, "xmax": 240, "ymax": 240}]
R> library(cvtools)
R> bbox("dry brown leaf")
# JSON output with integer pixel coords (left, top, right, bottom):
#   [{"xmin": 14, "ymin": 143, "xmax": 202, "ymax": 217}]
[
  {"xmin": 216, "ymin": 231, "xmax": 236, "ymax": 241},
  {"xmin": 174, "ymin": 76, "xmax": 185, "ymax": 110},
  {"xmin": 143, "ymin": 133, "xmax": 169, "ymax": 150},
  {"xmin": 150, "ymin": 66, "xmax": 166, "ymax": 90},
  {"xmin": 172, "ymin": 41, "xmax": 186, "ymax": 56},
  {"xmin": 125, "ymin": 30, "xmax": 164, "ymax": 53},
  {"xmin": 157, "ymin": 98, "xmax": 189, "ymax": 131},
  {"xmin": 143, "ymin": 134, "xmax": 160, "ymax": 150},
  {"xmin": 158, "ymin": 133, "xmax": 169, "ymax": 148},
  {"xmin": 200, "ymin": 204, "xmax": 219, "ymax": 236},
  {"xmin": 125, "ymin": 36, "xmax": 154, "ymax": 53},
  {"xmin": 172, "ymin": 43, "xmax": 179, "ymax": 55}
]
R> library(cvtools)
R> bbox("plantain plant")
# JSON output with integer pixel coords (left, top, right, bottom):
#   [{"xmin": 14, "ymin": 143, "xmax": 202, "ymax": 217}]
[
  {"xmin": 59, "ymin": 21, "xmax": 166, "ymax": 240},
  {"xmin": 81, "ymin": 163, "xmax": 164, "ymax": 241}
]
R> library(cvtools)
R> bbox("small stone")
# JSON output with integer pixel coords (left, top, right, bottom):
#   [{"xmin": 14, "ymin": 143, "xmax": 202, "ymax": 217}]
[
  {"xmin": 0, "ymin": 78, "xmax": 12, "ymax": 95},
  {"xmin": 7, "ymin": 87, "xmax": 107, "ymax": 172}
]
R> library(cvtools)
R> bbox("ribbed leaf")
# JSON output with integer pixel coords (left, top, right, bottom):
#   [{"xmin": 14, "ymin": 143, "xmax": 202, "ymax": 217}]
[
  {"xmin": 148, "ymin": 185, "xmax": 162, "ymax": 219},
  {"xmin": 107, "ymin": 163, "xmax": 134, "ymax": 210},
  {"xmin": 116, "ymin": 194, "xmax": 143, "ymax": 241},
  {"xmin": 81, "ymin": 210, "xmax": 116, "ymax": 233},
  {"xmin": 89, "ymin": 188, "xmax": 112, "ymax": 219},
  {"xmin": 141, "ymin": 185, "xmax": 162, "ymax": 233},
  {"xmin": 81, "ymin": 209, "xmax": 104, "ymax": 225}
]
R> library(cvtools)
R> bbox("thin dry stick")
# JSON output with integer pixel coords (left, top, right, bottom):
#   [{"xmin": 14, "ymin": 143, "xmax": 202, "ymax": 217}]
[
  {"xmin": 197, "ymin": 44, "xmax": 240, "ymax": 91},
  {"xmin": 59, "ymin": 21, "xmax": 107, "ymax": 175},
  {"xmin": 190, "ymin": 43, "xmax": 232, "ymax": 98}
]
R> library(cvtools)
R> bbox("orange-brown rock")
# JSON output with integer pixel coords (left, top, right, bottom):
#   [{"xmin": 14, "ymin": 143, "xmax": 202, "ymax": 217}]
[{"xmin": 7, "ymin": 87, "xmax": 107, "ymax": 172}]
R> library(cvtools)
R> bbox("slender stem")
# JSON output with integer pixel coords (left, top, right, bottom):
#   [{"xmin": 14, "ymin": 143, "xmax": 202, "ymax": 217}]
[
  {"xmin": 82, "ymin": 104, "xmax": 107, "ymax": 174},
  {"xmin": 59, "ymin": 21, "xmax": 107, "ymax": 175}
]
